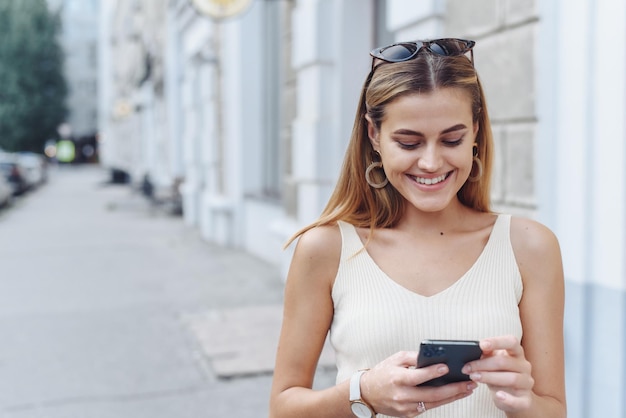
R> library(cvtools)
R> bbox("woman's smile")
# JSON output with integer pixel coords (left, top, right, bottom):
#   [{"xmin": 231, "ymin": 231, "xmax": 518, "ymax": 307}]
[{"xmin": 410, "ymin": 171, "xmax": 452, "ymax": 186}]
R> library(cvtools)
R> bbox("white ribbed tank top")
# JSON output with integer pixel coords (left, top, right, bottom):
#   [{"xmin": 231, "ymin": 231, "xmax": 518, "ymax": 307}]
[{"xmin": 330, "ymin": 214, "xmax": 523, "ymax": 418}]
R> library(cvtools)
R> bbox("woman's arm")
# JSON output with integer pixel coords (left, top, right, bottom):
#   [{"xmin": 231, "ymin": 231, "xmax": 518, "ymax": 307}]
[
  {"xmin": 269, "ymin": 224, "xmax": 353, "ymax": 417},
  {"xmin": 512, "ymin": 217, "xmax": 566, "ymax": 417},
  {"xmin": 464, "ymin": 217, "xmax": 567, "ymax": 417}
]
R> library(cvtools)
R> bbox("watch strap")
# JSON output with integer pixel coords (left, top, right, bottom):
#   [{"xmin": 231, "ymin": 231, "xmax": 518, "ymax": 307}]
[
  {"xmin": 349, "ymin": 369, "xmax": 376, "ymax": 416},
  {"xmin": 349, "ymin": 370, "xmax": 367, "ymax": 401}
]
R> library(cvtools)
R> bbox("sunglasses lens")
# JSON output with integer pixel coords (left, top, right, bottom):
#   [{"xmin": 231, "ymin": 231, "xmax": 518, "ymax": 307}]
[
  {"xmin": 379, "ymin": 43, "xmax": 418, "ymax": 62},
  {"xmin": 429, "ymin": 39, "xmax": 468, "ymax": 56}
]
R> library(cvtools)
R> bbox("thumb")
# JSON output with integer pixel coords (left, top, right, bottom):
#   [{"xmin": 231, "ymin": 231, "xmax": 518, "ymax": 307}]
[
  {"xmin": 413, "ymin": 362, "xmax": 449, "ymax": 386},
  {"xmin": 390, "ymin": 350, "xmax": 420, "ymax": 368}
]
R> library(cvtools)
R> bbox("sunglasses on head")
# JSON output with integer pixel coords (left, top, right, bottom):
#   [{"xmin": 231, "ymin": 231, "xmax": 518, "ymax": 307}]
[{"xmin": 369, "ymin": 38, "xmax": 475, "ymax": 69}]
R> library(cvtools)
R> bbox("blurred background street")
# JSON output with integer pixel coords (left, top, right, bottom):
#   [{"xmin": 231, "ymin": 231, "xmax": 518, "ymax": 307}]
[{"xmin": 0, "ymin": 165, "xmax": 334, "ymax": 417}]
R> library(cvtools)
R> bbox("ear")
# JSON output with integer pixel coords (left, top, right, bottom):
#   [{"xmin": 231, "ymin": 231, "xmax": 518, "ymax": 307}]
[{"xmin": 364, "ymin": 114, "xmax": 380, "ymax": 149}]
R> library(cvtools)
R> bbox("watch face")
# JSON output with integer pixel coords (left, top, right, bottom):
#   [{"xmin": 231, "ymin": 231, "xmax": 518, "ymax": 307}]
[{"xmin": 350, "ymin": 402, "xmax": 372, "ymax": 418}]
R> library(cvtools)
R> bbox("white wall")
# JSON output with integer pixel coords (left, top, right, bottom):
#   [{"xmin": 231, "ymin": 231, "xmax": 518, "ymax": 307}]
[{"xmin": 538, "ymin": 0, "xmax": 626, "ymax": 416}]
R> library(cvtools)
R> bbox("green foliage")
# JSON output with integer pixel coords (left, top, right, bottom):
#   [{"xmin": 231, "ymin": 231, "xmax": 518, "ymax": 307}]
[{"xmin": 0, "ymin": 0, "xmax": 67, "ymax": 152}]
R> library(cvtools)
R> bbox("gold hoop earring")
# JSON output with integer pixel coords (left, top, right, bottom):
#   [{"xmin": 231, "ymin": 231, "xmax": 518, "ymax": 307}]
[
  {"xmin": 468, "ymin": 145, "xmax": 483, "ymax": 183},
  {"xmin": 365, "ymin": 161, "xmax": 388, "ymax": 188}
]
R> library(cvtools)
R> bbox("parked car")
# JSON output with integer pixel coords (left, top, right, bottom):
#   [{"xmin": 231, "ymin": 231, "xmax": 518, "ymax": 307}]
[
  {"xmin": 0, "ymin": 152, "xmax": 29, "ymax": 196},
  {"xmin": 0, "ymin": 172, "xmax": 12, "ymax": 207},
  {"xmin": 17, "ymin": 152, "xmax": 48, "ymax": 188}
]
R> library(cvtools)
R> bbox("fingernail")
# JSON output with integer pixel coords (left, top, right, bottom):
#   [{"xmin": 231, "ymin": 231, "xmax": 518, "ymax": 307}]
[
  {"xmin": 437, "ymin": 366, "xmax": 448, "ymax": 374},
  {"xmin": 470, "ymin": 372, "xmax": 481, "ymax": 381},
  {"xmin": 496, "ymin": 391, "xmax": 507, "ymax": 400},
  {"xmin": 462, "ymin": 365, "xmax": 471, "ymax": 374},
  {"xmin": 467, "ymin": 382, "xmax": 478, "ymax": 390}
]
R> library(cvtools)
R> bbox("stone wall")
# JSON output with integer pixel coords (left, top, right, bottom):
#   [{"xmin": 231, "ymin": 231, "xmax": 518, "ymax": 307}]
[{"xmin": 444, "ymin": 0, "xmax": 538, "ymax": 216}]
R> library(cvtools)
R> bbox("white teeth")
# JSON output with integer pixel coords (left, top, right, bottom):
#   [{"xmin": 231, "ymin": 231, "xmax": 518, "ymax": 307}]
[{"xmin": 415, "ymin": 173, "xmax": 447, "ymax": 185}]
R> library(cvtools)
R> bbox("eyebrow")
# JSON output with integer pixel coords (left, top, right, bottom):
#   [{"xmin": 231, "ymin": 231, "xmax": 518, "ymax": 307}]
[{"xmin": 393, "ymin": 123, "xmax": 469, "ymax": 137}]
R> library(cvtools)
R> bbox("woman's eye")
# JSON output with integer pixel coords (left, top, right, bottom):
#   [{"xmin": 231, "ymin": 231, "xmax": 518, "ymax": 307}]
[
  {"xmin": 397, "ymin": 142, "xmax": 419, "ymax": 150},
  {"xmin": 395, "ymin": 139, "xmax": 422, "ymax": 149},
  {"xmin": 443, "ymin": 138, "xmax": 464, "ymax": 146}
]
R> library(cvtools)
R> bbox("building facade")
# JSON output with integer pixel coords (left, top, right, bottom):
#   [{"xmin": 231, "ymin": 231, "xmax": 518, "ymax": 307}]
[
  {"xmin": 98, "ymin": 1, "xmax": 626, "ymax": 416},
  {"xmin": 98, "ymin": 0, "xmax": 169, "ymax": 181}
]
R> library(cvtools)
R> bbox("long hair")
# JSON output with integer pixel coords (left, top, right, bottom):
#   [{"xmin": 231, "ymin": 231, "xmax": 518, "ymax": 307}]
[{"xmin": 285, "ymin": 51, "xmax": 494, "ymax": 246}]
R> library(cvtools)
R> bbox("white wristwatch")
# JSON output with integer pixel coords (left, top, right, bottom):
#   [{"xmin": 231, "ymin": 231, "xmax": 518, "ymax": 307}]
[{"xmin": 349, "ymin": 370, "xmax": 376, "ymax": 417}]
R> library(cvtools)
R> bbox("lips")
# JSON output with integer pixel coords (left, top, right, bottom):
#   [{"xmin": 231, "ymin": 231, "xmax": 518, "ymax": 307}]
[{"xmin": 412, "ymin": 172, "xmax": 450, "ymax": 185}]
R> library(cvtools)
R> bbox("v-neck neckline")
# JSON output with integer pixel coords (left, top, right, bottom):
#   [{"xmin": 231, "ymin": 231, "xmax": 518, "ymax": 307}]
[{"xmin": 354, "ymin": 214, "xmax": 502, "ymax": 299}]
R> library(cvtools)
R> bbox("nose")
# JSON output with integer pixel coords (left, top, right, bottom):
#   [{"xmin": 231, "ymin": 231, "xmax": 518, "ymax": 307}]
[{"xmin": 417, "ymin": 144, "xmax": 442, "ymax": 172}]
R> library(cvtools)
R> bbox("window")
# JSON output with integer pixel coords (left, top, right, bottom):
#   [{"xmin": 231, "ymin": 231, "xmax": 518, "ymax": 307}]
[
  {"xmin": 259, "ymin": 0, "xmax": 288, "ymax": 200},
  {"xmin": 374, "ymin": 0, "xmax": 393, "ymax": 47}
]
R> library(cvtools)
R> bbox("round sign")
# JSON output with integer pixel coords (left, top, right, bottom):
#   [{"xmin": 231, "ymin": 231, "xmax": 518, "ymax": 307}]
[{"xmin": 191, "ymin": 0, "xmax": 253, "ymax": 20}]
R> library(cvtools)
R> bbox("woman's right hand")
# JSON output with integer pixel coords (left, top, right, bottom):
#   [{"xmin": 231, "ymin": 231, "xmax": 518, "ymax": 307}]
[{"xmin": 359, "ymin": 351, "xmax": 477, "ymax": 418}]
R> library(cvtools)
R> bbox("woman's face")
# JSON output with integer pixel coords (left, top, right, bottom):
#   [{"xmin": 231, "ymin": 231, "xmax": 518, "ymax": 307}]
[{"xmin": 367, "ymin": 88, "xmax": 478, "ymax": 213}]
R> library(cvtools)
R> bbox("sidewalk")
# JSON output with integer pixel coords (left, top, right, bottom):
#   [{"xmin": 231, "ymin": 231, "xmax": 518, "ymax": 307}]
[{"xmin": 0, "ymin": 164, "xmax": 335, "ymax": 418}]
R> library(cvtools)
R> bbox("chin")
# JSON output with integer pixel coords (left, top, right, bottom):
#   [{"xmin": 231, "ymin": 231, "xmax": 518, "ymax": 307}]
[{"xmin": 410, "ymin": 202, "xmax": 451, "ymax": 213}]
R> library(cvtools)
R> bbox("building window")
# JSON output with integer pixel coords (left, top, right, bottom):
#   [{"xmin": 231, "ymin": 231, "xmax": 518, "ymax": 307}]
[
  {"xmin": 259, "ymin": 0, "xmax": 285, "ymax": 200},
  {"xmin": 374, "ymin": 0, "xmax": 393, "ymax": 47}
]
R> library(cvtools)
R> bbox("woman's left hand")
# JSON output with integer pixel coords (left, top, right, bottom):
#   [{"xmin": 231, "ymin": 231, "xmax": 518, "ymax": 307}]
[{"xmin": 461, "ymin": 335, "xmax": 535, "ymax": 413}]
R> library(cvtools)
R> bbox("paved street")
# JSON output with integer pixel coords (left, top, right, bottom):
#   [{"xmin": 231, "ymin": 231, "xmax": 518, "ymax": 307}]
[{"xmin": 0, "ymin": 165, "xmax": 335, "ymax": 418}]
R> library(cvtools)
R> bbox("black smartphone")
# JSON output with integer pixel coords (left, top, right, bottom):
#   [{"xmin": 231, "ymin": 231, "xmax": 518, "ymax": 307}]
[{"xmin": 417, "ymin": 339, "xmax": 483, "ymax": 387}]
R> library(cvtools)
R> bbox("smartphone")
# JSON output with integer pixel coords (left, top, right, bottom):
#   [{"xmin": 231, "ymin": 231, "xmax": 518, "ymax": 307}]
[{"xmin": 417, "ymin": 339, "xmax": 482, "ymax": 387}]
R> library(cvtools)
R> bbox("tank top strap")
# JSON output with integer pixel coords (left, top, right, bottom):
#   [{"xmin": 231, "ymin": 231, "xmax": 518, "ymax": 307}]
[
  {"xmin": 337, "ymin": 221, "xmax": 366, "ymax": 260},
  {"xmin": 490, "ymin": 213, "xmax": 512, "ymax": 244}
]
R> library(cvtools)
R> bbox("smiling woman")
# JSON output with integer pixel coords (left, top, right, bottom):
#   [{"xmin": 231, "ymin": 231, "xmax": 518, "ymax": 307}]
[
  {"xmin": 366, "ymin": 89, "xmax": 478, "ymax": 215},
  {"xmin": 269, "ymin": 39, "xmax": 566, "ymax": 418}
]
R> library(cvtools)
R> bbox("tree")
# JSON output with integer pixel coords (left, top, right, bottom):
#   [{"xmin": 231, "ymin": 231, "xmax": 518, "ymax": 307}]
[{"xmin": 0, "ymin": 0, "xmax": 67, "ymax": 153}]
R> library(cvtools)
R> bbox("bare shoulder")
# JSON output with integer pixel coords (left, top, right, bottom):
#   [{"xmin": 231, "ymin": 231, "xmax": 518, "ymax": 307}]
[
  {"xmin": 294, "ymin": 223, "xmax": 342, "ymax": 261},
  {"xmin": 510, "ymin": 216, "xmax": 560, "ymax": 256},
  {"xmin": 509, "ymin": 216, "xmax": 563, "ymax": 284},
  {"xmin": 288, "ymin": 223, "xmax": 342, "ymax": 289}
]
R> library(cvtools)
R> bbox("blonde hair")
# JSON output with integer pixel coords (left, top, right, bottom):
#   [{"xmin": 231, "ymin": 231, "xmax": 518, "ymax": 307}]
[{"xmin": 286, "ymin": 52, "xmax": 493, "ymax": 246}]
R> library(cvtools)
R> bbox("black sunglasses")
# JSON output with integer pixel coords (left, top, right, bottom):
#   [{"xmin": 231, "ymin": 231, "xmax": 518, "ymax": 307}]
[{"xmin": 369, "ymin": 38, "xmax": 475, "ymax": 70}]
